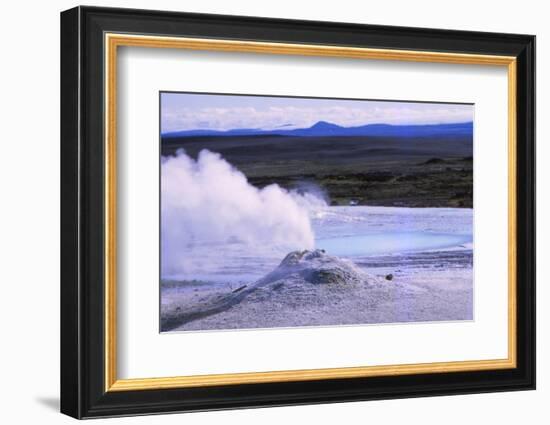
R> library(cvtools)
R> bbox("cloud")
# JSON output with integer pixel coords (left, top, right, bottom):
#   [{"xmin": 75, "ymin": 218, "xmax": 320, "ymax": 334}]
[{"xmin": 161, "ymin": 101, "xmax": 473, "ymax": 133}]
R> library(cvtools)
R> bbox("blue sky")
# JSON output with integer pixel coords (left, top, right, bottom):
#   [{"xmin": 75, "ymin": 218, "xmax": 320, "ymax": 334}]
[{"xmin": 161, "ymin": 92, "xmax": 474, "ymax": 133}]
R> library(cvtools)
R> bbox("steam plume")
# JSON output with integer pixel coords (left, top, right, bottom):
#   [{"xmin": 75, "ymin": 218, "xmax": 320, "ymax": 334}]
[{"xmin": 161, "ymin": 150, "xmax": 325, "ymax": 278}]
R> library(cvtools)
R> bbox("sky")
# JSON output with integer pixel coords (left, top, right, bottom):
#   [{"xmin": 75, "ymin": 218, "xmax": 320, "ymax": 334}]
[{"xmin": 161, "ymin": 92, "xmax": 474, "ymax": 133}]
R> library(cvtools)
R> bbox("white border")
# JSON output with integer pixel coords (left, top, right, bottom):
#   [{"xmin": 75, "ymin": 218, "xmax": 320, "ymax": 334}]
[{"xmin": 116, "ymin": 46, "xmax": 509, "ymax": 379}]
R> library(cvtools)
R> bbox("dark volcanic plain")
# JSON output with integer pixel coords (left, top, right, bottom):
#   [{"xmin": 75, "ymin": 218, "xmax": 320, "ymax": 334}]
[{"xmin": 161, "ymin": 134, "xmax": 473, "ymax": 208}]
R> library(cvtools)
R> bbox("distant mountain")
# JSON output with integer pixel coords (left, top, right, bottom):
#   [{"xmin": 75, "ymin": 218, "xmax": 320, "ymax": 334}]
[{"xmin": 162, "ymin": 121, "xmax": 473, "ymax": 139}]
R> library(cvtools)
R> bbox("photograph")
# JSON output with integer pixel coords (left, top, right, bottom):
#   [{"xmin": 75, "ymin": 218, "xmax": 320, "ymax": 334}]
[
  {"xmin": 159, "ymin": 92, "xmax": 474, "ymax": 332},
  {"xmin": 56, "ymin": 4, "xmax": 536, "ymax": 419}
]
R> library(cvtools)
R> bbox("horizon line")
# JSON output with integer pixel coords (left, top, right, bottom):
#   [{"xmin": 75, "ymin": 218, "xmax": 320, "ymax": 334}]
[{"xmin": 161, "ymin": 120, "xmax": 474, "ymax": 136}]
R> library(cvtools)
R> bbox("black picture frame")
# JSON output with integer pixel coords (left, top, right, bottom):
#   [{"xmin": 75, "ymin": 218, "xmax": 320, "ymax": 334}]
[{"xmin": 61, "ymin": 5, "xmax": 535, "ymax": 419}]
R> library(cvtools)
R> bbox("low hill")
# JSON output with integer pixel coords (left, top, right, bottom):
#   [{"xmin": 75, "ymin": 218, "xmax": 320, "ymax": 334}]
[{"xmin": 163, "ymin": 121, "xmax": 473, "ymax": 139}]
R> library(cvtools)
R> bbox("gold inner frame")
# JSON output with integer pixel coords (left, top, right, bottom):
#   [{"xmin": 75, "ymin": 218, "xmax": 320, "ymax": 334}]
[{"xmin": 104, "ymin": 33, "xmax": 517, "ymax": 392}]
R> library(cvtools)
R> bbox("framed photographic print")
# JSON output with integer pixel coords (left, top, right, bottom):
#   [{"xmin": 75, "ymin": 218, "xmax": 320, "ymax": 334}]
[{"xmin": 60, "ymin": 6, "xmax": 536, "ymax": 419}]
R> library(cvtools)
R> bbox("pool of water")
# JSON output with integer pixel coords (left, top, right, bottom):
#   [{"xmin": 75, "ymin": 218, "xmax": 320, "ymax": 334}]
[
  {"xmin": 316, "ymin": 231, "xmax": 472, "ymax": 257},
  {"xmin": 163, "ymin": 206, "xmax": 473, "ymax": 283}
]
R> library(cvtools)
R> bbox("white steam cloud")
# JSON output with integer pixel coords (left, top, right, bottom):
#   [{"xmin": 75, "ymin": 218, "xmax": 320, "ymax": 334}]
[{"xmin": 161, "ymin": 150, "xmax": 326, "ymax": 279}]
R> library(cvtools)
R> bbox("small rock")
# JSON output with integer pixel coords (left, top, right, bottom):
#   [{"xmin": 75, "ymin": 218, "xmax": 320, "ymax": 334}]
[
  {"xmin": 232, "ymin": 284, "xmax": 247, "ymax": 293},
  {"xmin": 385, "ymin": 274, "xmax": 394, "ymax": 281}
]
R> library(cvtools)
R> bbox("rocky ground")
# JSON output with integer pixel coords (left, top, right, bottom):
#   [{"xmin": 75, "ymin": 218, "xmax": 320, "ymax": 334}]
[
  {"xmin": 162, "ymin": 134, "xmax": 473, "ymax": 208},
  {"xmin": 160, "ymin": 249, "xmax": 473, "ymax": 332}
]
